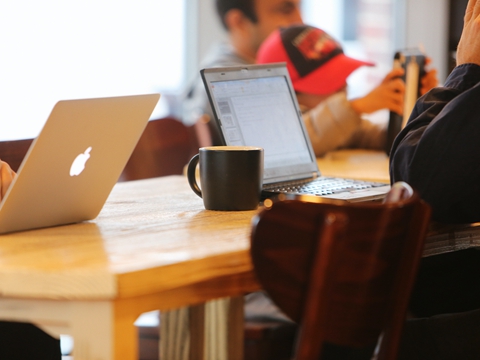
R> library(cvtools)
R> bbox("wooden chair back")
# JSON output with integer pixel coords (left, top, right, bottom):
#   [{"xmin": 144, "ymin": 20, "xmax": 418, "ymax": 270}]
[
  {"xmin": 119, "ymin": 117, "xmax": 199, "ymax": 181},
  {"xmin": 0, "ymin": 138, "xmax": 34, "ymax": 172},
  {"xmin": 250, "ymin": 183, "xmax": 431, "ymax": 360}
]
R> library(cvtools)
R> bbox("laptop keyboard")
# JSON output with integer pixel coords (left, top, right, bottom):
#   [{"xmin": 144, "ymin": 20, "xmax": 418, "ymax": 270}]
[{"xmin": 263, "ymin": 177, "xmax": 386, "ymax": 196}]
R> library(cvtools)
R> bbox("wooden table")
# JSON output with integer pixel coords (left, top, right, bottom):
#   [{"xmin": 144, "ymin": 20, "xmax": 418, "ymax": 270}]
[
  {"xmin": 0, "ymin": 176, "xmax": 260, "ymax": 360},
  {"xmin": 1, "ymin": 149, "xmax": 476, "ymax": 360},
  {"xmin": 317, "ymin": 149, "xmax": 390, "ymax": 183}
]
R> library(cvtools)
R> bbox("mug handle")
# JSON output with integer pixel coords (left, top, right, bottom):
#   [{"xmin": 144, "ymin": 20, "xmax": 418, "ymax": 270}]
[{"xmin": 187, "ymin": 153, "xmax": 202, "ymax": 198}]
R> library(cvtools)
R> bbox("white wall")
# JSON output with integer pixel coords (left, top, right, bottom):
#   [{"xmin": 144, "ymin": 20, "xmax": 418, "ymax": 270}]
[
  {"xmin": 1, "ymin": 1, "xmax": 187, "ymax": 141},
  {"xmin": 185, "ymin": 0, "xmax": 226, "ymax": 92},
  {"xmin": 394, "ymin": 0, "xmax": 450, "ymax": 83}
]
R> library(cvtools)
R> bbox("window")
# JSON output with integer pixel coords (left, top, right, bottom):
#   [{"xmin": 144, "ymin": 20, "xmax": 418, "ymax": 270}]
[{"xmin": 1, "ymin": 0, "xmax": 186, "ymax": 141}]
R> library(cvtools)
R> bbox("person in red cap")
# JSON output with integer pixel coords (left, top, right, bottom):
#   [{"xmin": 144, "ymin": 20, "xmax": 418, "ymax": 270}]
[{"xmin": 257, "ymin": 24, "xmax": 438, "ymax": 156}]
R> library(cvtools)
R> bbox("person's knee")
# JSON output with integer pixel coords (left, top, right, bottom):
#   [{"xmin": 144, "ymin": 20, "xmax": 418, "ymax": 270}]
[
  {"xmin": 399, "ymin": 308, "xmax": 480, "ymax": 360},
  {"xmin": 410, "ymin": 248, "xmax": 480, "ymax": 317}
]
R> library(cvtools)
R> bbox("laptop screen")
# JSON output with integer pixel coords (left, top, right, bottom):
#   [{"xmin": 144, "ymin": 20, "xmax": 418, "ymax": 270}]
[{"xmin": 202, "ymin": 64, "xmax": 319, "ymax": 184}]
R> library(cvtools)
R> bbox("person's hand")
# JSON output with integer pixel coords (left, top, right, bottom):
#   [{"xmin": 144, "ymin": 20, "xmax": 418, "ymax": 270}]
[
  {"xmin": 0, "ymin": 161, "xmax": 16, "ymax": 200},
  {"xmin": 350, "ymin": 68, "xmax": 405, "ymax": 115},
  {"xmin": 457, "ymin": 0, "xmax": 480, "ymax": 66},
  {"xmin": 420, "ymin": 57, "xmax": 439, "ymax": 95}
]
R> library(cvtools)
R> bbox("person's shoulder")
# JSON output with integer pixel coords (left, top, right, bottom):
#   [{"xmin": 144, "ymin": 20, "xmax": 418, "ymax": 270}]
[
  {"xmin": 201, "ymin": 41, "xmax": 252, "ymax": 68},
  {"xmin": 444, "ymin": 64, "xmax": 480, "ymax": 91}
]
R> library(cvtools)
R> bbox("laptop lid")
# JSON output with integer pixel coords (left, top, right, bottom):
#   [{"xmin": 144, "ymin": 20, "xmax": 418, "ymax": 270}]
[
  {"xmin": 201, "ymin": 63, "xmax": 320, "ymax": 185},
  {"xmin": 0, "ymin": 93, "xmax": 160, "ymax": 234}
]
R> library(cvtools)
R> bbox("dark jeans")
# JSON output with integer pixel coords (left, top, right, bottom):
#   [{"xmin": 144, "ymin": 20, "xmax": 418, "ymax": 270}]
[
  {"xmin": 0, "ymin": 321, "xmax": 61, "ymax": 360},
  {"xmin": 397, "ymin": 248, "xmax": 480, "ymax": 360},
  {"xmin": 399, "ymin": 308, "xmax": 480, "ymax": 360},
  {"xmin": 410, "ymin": 248, "xmax": 480, "ymax": 317}
]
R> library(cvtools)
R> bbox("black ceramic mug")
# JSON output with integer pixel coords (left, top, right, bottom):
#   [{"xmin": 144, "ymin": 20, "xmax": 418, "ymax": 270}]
[{"xmin": 187, "ymin": 146, "xmax": 264, "ymax": 211}]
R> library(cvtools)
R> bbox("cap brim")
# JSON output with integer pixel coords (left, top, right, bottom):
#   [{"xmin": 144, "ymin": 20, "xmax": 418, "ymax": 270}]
[{"xmin": 292, "ymin": 54, "xmax": 374, "ymax": 96}]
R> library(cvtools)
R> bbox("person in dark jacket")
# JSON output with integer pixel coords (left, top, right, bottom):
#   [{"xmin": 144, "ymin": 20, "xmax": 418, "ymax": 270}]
[
  {"xmin": 390, "ymin": 2, "xmax": 480, "ymax": 225},
  {"xmin": 391, "ymin": 2, "xmax": 480, "ymax": 358},
  {"xmin": 389, "ymin": 0, "xmax": 480, "ymax": 316}
]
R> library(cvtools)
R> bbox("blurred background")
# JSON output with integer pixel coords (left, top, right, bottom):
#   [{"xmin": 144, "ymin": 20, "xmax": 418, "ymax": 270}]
[{"xmin": 1, "ymin": 0, "xmax": 468, "ymax": 141}]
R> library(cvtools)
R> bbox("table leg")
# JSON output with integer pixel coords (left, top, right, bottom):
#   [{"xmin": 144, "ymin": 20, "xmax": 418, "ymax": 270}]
[
  {"xmin": 204, "ymin": 297, "xmax": 244, "ymax": 360},
  {"xmin": 0, "ymin": 299, "xmax": 118, "ymax": 360},
  {"xmin": 227, "ymin": 296, "xmax": 244, "ymax": 360},
  {"xmin": 189, "ymin": 304, "xmax": 206, "ymax": 360},
  {"xmin": 0, "ymin": 296, "xmax": 245, "ymax": 360},
  {"xmin": 0, "ymin": 298, "xmax": 143, "ymax": 360},
  {"xmin": 69, "ymin": 301, "xmax": 115, "ymax": 360},
  {"xmin": 160, "ymin": 307, "xmax": 190, "ymax": 360},
  {"xmin": 160, "ymin": 296, "xmax": 244, "ymax": 360},
  {"xmin": 112, "ymin": 300, "xmax": 140, "ymax": 360},
  {"xmin": 204, "ymin": 299, "xmax": 227, "ymax": 360}
]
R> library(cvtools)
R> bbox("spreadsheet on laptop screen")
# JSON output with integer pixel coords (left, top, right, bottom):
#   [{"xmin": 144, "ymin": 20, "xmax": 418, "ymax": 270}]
[{"xmin": 210, "ymin": 75, "xmax": 314, "ymax": 179}]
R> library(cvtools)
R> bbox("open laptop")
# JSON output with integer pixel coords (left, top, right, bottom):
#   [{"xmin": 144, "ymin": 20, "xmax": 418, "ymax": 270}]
[
  {"xmin": 201, "ymin": 63, "xmax": 390, "ymax": 202},
  {"xmin": 0, "ymin": 93, "xmax": 160, "ymax": 234}
]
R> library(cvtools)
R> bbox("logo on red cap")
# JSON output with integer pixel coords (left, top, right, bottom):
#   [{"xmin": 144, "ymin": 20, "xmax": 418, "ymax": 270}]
[{"xmin": 294, "ymin": 28, "xmax": 340, "ymax": 61}]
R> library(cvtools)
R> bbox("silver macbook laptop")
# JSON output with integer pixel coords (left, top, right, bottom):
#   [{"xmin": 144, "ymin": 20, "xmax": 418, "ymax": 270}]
[
  {"xmin": 201, "ymin": 63, "xmax": 390, "ymax": 202},
  {"xmin": 0, "ymin": 93, "xmax": 160, "ymax": 234}
]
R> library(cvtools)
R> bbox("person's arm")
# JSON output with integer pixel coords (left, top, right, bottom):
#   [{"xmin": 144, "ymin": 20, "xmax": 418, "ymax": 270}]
[
  {"xmin": 420, "ymin": 57, "xmax": 439, "ymax": 95},
  {"xmin": 350, "ymin": 68, "xmax": 405, "ymax": 115},
  {"xmin": 350, "ymin": 60, "xmax": 439, "ymax": 115},
  {"xmin": 304, "ymin": 90, "xmax": 389, "ymax": 156},
  {"xmin": 344, "ymin": 118, "xmax": 387, "ymax": 151},
  {"xmin": 456, "ymin": 0, "xmax": 480, "ymax": 67},
  {"xmin": 390, "ymin": 64, "xmax": 480, "ymax": 223},
  {"xmin": 302, "ymin": 91, "xmax": 364, "ymax": 157},
  {"xmin": 0, "ymin": 161, "xmax": 16, "ymax": 200}
]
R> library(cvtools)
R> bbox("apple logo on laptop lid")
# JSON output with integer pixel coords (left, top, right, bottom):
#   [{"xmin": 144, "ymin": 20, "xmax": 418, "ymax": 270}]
[{"xmin": 70, "ymin": 146, "xmax": 92, "ymax": 176}]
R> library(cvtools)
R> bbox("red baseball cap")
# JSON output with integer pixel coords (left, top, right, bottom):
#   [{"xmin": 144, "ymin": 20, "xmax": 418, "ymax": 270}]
[{"xmin": 256, "ymin": 25, "xmax": 375, "ymax": 95}]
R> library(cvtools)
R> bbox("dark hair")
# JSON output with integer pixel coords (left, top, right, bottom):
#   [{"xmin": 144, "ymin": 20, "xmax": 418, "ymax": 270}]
[{"xmin": 216, "ymin": 0, "xmax": 258, "ymax": 30}]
